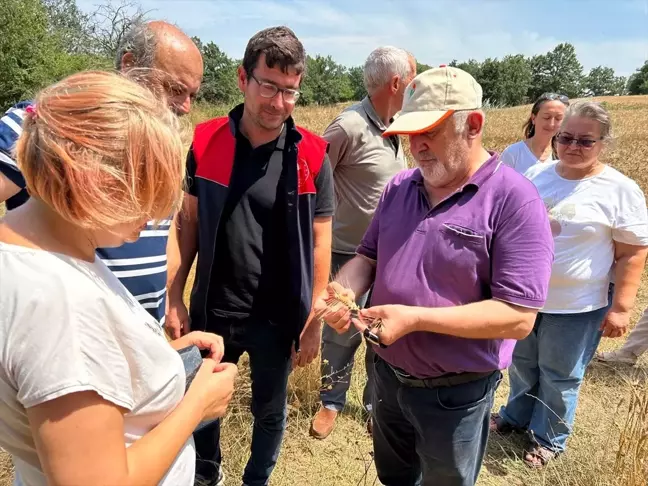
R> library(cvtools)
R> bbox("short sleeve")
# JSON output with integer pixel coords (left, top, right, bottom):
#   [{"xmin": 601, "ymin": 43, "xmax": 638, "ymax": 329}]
[
  {"xmin": 322, "ymin": 121, "xmax": 349, "ymax": 171},
  {"xmin": 6, "ymin": 275, "xmax": 135, "ymax": 411},
  {"xmin": 490, "ymin": 198, "xmax": 554, "ymax": 308},
  {"xmin": 184, "ymin": 144, "xmax": 198, "ymax": 197},
  {"xmin": 499, "ymin": 144, "xmax": 516, "ymax": 169},
  {"xmin": 613, "ymin": 182, "xmax": 648, "ymax": 246},
  {"xmin": 314, "ymin": 154, "xmax": 334, "ymax": 217}
]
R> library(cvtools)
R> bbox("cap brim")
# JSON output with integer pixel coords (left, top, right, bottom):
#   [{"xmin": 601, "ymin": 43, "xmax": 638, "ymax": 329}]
[{"xmin": 383, "ymin": 109, "xmax": 455, "ymax": 136}]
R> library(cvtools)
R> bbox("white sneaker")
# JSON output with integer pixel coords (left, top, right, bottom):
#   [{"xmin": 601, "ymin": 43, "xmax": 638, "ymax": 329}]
[{"xmin": 595, "ymin": 349, "xmax": 638, "ymax": 365}]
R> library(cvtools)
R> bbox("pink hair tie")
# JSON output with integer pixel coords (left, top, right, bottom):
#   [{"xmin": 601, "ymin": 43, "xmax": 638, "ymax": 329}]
[{"xmin": 25, "ymin": 105, "xmax": 37, "ymax": 119}]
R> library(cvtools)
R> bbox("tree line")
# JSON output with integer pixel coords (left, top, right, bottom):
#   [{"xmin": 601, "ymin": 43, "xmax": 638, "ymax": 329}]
[{"xmin": 3, "ymin": 0, "xmax": 648, "ymax": 110}]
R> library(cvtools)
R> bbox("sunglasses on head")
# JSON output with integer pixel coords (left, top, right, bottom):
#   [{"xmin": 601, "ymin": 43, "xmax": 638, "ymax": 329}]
[
  {"xmin": 539, "ymin": 92, "xmax": 570, "ymax": 104},
  {"xmin": 556, "ymin": 133, "xmax": 601, "ymax": 148}
]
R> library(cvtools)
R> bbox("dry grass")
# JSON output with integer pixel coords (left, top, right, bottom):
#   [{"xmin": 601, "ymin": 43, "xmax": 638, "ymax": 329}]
[{"xmin": 2, "ymin": 96, "xmax": 648, "ymax": 485}]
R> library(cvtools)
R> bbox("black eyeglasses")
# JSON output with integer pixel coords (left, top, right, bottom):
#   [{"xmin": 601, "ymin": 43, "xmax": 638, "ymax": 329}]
[
  {"xmin": 539, "ymin": 92, "xmax": 570, "ymax": 105},
  {"xmin": 556, "ymin": 133, "xmax": 601, "ymax": 148},
  {"xmin": 249, "ymin": 73, "xmax": 301, "ymax": 103}
]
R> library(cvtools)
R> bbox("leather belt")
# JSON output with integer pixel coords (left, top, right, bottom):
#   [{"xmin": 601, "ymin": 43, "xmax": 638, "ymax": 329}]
[{"xmin": 389, "ymin": 364, "xmax": 495, "ymax": 389}]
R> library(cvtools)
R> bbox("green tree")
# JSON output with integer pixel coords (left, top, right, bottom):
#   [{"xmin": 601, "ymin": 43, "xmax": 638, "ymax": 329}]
[
  {"xmin": 449, "ymin": 59, "xmax": 481, "ymax": 80},
  {"xmin": 299, "ymin": 55, "xmax": 354, "ymax": 105},
  {"xmin": 194, "ymin": 38, "xmax": 241, "ymax": 105},
  {"xmin": 584, "ymin": 66, "xmax": 626, "ymax": 96},
  {"xmin": 0, "ymin": 0, "xmax": 82, "ymax": 106},
  {"xmin": 42, "ymin": 0, "xmax": 91, "ymax": 54},
  {"xmin": 416, "ymin": 61, "xmax": 432, "ymax": 74},
  {"xmin": 528, "ymin": 43, "xmax": 583, "ymax": 100},
  {"xmin": 347, "ymin": 65, "xmax": 366, "ymax": 100},
  {"xmin": 627, "ymin": 61, "xmax": 648, "ymax": 95},
  {"xmin": 497, "ymin": 55, "xmax": 532, "ymax": 106}
]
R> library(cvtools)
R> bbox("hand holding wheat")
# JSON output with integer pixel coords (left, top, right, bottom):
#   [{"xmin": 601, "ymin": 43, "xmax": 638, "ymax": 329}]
[{"xmin": 313, "ymin": 282, "xmax": 357, "ymax": 334}]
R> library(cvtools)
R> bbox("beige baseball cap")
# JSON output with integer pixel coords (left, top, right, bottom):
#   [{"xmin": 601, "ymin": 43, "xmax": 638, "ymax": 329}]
[{"xmin": 383, "ymin": 65, "xmax": 483, "ymax": 136}]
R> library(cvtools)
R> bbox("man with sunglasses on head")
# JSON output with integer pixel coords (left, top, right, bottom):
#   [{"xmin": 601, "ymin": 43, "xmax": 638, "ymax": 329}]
[{"xmin": 166, "ymin": 26, "xmax": 334, "ymax": 486}]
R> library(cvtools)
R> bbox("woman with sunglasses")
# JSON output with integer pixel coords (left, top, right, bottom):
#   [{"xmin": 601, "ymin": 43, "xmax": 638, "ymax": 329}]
[
  {"xmin": 0, "ymin": 71, "xmax": 238, "ymax": 486},
  {"xmin": 491, "ymin": 101, "xmax": 648, "ymax": 467},
  {"xmin": 501, "ymin": 92, "xmax": 569, "ymax": 175}
]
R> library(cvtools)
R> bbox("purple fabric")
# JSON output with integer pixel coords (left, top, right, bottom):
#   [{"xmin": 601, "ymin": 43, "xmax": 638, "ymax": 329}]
[{"xmin": 357, "ymin": 153, "xmax": 554, "ymax": 378}]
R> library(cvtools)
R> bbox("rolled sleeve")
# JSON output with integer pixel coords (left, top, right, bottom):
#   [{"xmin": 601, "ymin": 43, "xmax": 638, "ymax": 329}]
[{"xmin": 491, "ymin": 198, "xmax": 554, "ymax": 308}]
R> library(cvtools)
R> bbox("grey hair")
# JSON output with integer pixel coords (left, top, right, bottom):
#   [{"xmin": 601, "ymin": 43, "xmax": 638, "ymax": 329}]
[
  {"xmin": 363, "ymin": 46, "xmax": 413, "ymax": 95},
  {"xmin": 115, "ymin": 20, "xmax": 158, "ymax": 70},
  {"xmin": 453, "ymin": 110, "xmax": 485, "ymax": 134},
  {"xmin": 561, "ymin": 101, "xmax": 613, "ymax": 142}
]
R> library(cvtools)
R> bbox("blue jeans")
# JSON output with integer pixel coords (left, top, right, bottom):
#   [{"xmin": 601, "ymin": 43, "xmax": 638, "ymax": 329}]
[
  {"xmin": 194, "ymin": 320, "xmax": 292, "ymax": 486},
  {"xmin": 320, "ymin": 252, "xmax": 374, "ymax": 411},
  {"xmin": 372, "ymin": 355, "xmax": 501, "ymax": 486},
  {"xmin": 499, "ymin": 304, "xmax": 609, "ymax": 452}
]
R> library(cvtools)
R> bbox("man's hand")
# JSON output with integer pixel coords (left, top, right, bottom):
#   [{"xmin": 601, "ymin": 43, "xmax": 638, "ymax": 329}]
[
  {"xmin": 601, "ymin": 309, "xmax": 630, "ymax": 338},
  {"xmin": 313, "ymin": 282, "xmax": 356, "ymax": 334},
  {"xmin": 166, "ymin": 299, "xmax": 190, "ymax": 340},
  {"xmin": 292, "ymin": 318, "xmax": 322, "ymax": 368},
  {"xmin": 352, "ymin": 304, "xmax": 419, "ymax": 346}
]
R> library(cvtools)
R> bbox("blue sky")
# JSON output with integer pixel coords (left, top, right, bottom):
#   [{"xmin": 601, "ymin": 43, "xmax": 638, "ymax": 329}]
[{"xmin": 77, "ymin": 0, "xmax": 648, "ymax": 77}]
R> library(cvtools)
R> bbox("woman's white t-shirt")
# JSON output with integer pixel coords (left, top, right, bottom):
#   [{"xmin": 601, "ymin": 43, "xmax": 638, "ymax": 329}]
[
  {"xmin": 500, "ymin": 140, "xmax": 554, "ymax": 176},
  {"xmin": 0, "ymin": 243, "xmax": 195, "ymax": 486},
  {"xmin": 524, "ymin": 162, "xmax": 648, "ymax": 313}
]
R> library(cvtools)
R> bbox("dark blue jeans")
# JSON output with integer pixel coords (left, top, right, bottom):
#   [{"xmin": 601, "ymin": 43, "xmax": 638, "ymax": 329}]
[
  {"xmin": 194, "ymin": 320, "xmax": 292, "ymax": 486},
  {"xmin": 372, "ymin": 356, "xmax": 501, "ymax": 486}
]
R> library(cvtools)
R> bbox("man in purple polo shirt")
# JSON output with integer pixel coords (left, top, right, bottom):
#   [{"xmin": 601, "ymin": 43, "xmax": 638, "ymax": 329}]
[{"xmin": 315, "ymin": 66, "xmax": 554, "ymax": 486}]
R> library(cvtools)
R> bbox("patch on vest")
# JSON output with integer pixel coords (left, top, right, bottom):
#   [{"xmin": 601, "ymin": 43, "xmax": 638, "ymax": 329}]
[{"xmin": 297, "ymin": 157, "xmax": 316, "ymax": 195}]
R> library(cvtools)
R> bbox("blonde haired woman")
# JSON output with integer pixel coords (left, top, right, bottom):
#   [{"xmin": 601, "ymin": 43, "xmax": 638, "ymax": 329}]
[{"xmin": 0, "ymin": 71, "xmax": 237, "ymax": 486}]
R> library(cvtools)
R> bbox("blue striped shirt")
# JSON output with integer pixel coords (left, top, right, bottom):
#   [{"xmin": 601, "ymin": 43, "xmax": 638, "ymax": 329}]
[
  {"xmin": 1, "ymin": 101, "xmax": 169, "ymax": 324},
  {"xmin": 0, "ymin": 102, "xmax": 30, "ymax": 210}
]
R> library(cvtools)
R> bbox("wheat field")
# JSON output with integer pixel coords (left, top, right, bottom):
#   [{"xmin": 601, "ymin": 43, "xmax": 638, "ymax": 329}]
[{"xmin": 2, "ymin": 97, "xmax": 648, "ymax": 485}]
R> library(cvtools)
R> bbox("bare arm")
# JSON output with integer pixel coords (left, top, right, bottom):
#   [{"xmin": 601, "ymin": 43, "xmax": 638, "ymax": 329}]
[
  {"xmin": 295, "ymin": 216, "xmax": 332, "ymax": 366},
  {"xmin": 0, "ymin": 172, "xmax": 20, "ymax": 204},
  {"xmin": 333, "ymin": 254, "xmax": 376, "ymax": 299},
  {"xmin": 355, "ymin": 299, "xmax": 538, "ymax": 346},
  {"xmin": 412, "ymin": 299, "xmax": 537, "ymax": 340},
  {"xmin": 167, "ymin": 194, "xmax": 198, "ymax": 303},
  {"xmin": 611, "ymin": 242, "xmax": 648, "ymax": 312},
  {"xmin": 165, "ymin": 194, "xmax": 198, "ymax": 338},
  {"xmin": 311, "ymin": 216, "xmax": 333, "ymax": 310},
  {"xmin": 27, "ymin": 361, "xmax": 237, "ymax": 486}
]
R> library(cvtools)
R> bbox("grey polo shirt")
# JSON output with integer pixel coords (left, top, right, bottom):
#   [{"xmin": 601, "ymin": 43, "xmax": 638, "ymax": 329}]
[{"xmin": 323, "ymin": 96, "xmax": 406, "ymax": 254}]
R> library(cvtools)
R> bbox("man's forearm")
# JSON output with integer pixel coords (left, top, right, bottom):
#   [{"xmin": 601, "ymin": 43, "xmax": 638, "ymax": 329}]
[
  {"xmin": 612, "ymin": 249, "xmax": 648, "ymax": 312},
  {"xmin": 413, "ymin": 299, "xmax": 537, "ymax": 340},
  {"xmin": 311, "ymin": 245, "xmax": 331, "ymax": 309},
  {"xmin": 167, "ymin": 210, "xmax": 198, "ymax": 302},
  {"xmin": 333, "ymin": 254, "xmax": 376, "ymax": 300}
]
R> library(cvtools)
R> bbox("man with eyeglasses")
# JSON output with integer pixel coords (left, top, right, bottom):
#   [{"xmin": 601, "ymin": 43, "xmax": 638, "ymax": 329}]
[{"xmin": 166, "ymin": 26, "xmax": 334, "ymax": 486}]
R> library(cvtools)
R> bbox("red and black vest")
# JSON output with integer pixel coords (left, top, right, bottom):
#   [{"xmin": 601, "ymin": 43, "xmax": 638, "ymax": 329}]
[{"xmin": 188, "ymin": 109, "xmax": 328, "ymax": 348}]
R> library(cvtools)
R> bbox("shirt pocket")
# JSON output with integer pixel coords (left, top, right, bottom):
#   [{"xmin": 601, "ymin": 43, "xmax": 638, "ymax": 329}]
[{"xmin": 439, "ymin": 223, "xmax": 486, "ymax": 245}]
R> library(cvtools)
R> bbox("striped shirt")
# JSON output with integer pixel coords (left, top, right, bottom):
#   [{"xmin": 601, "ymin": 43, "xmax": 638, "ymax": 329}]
[
  {"xmin": 1, "ymin": 101, "xmax": 169, "ymax": 324},
  {"xmin": 96, "ymin": 220, "xmax": 170, "ymax": 325},
  {"xmin": 0, "ymin": 102, "xmax": 30, "ymax": 210}
]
